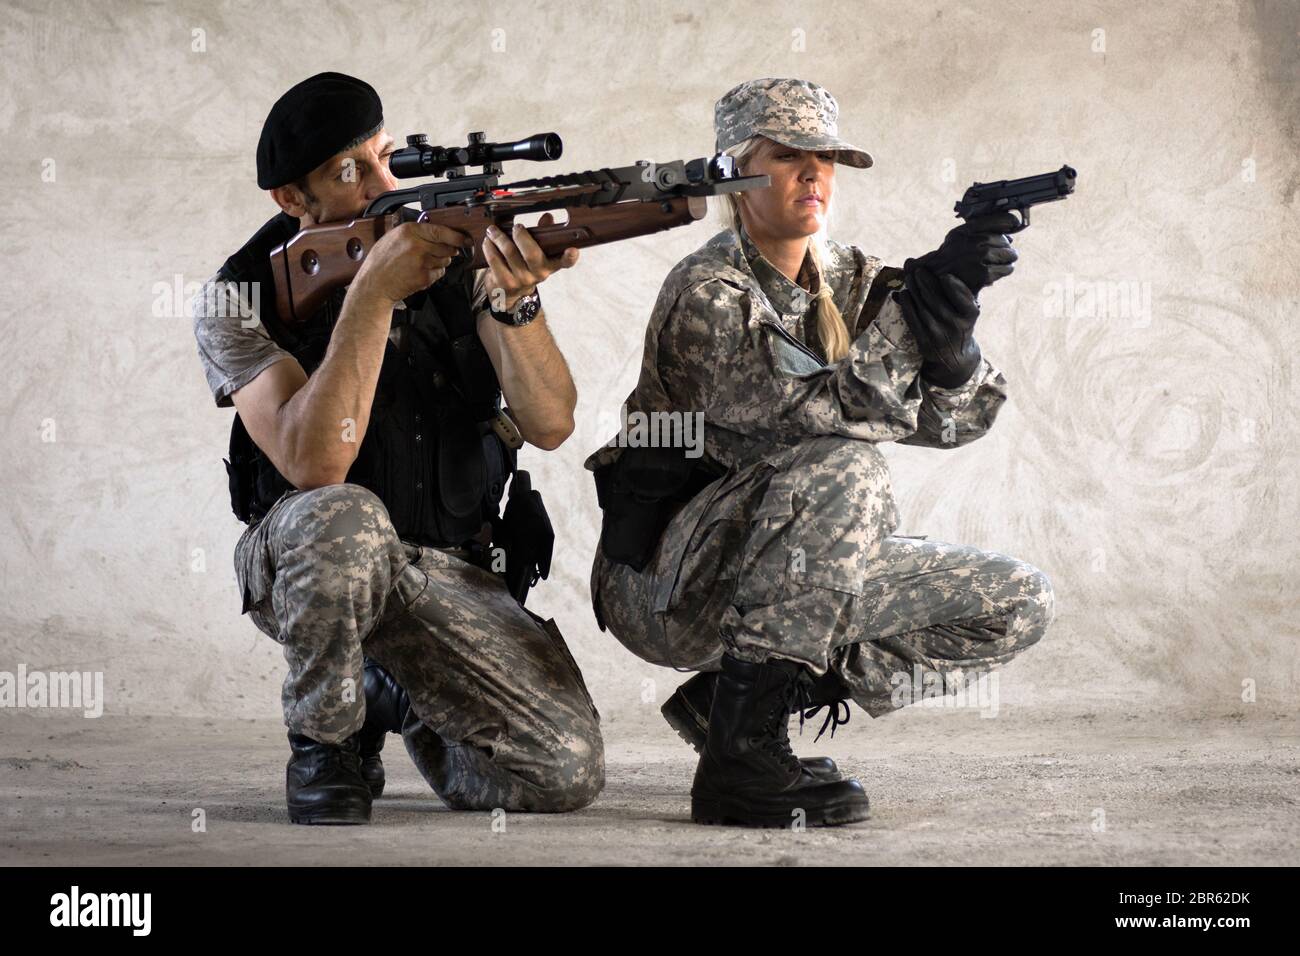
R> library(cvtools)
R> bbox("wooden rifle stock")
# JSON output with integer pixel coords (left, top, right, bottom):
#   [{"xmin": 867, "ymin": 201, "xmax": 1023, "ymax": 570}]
[
  {"xmin": 270, "ymin": 212, "xmax": 403, "ymax": 326},
  {"xmin": 270, "ymin": 195, "xmax": 708, "ymax": 324}
]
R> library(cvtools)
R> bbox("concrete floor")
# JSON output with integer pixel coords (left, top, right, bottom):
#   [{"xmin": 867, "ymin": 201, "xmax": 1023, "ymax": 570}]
[{"xmin": 2, "ymin": 709, "xmax": 1297, "ymax": 866}]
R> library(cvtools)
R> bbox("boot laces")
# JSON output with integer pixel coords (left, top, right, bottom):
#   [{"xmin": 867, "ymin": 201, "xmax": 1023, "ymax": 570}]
[
  {"xmin": 794, "ymin": 680, "xmax": 852, "ymax": 743},
  {"xmin": 757, "ymin": 678, "xmax": 804, "ymax": 776},
  {"xmin": 322, "ymin": 741, "xmax": 362, "ymax": 775}
]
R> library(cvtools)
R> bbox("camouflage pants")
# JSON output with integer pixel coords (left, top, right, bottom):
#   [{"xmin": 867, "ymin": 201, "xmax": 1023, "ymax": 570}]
[
  {"xmin": 591, "ymin": 436, "xmax": 1055, "ymax": 718},
  {"xmin": 235, "ymin": 483, "xmax": 603, "ymax": 812}
]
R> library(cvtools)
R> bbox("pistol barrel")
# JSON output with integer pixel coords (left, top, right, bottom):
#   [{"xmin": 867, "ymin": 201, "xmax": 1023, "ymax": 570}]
[{"xmin": 955, "ymin": 164, "xmax": 1077, "ymax": 226}]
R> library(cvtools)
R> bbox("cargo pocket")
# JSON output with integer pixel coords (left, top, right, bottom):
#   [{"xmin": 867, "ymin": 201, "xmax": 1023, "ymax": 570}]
[
  {"xmin": 751, "ymin": 471, "xmax": 796, "ymax": 523},
  {"xmin": 733, "ymin": 468, "xmax": 871, "ymax": 605},
  {"xmin": 234, "ymin": 524, "xmax": 279, "ymax": 642},
  {"xmin": 653, "ymin": 471, "xmax": 730, "ymax": 616},
  {"xmin": 730, "ymin": 470, "xmax": 798, "ymax": 608},
  {"xmin": 534, "ymin": 613, "xmax": 600, "ymax": 722}
]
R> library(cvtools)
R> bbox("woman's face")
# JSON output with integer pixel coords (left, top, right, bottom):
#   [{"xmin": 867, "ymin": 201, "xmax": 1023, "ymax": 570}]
[{"xmin": 736, "ymin": 137, "xmax": 836, "ymax": 241}]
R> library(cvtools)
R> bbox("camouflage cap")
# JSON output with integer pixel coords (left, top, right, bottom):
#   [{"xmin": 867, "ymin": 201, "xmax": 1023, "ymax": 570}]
[{"xmin": 714, "ymin": 77, "xmax": 873, "ymax": 169}]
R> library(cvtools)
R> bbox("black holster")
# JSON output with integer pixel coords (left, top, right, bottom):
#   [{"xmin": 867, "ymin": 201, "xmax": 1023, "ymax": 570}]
[
  {"xmin": 491, "ymin": 470, "xmax": 554, "ymax": 606},
  {"xmin": 593, "ymin": 446, "xmax": 721, "ymax": 572}
]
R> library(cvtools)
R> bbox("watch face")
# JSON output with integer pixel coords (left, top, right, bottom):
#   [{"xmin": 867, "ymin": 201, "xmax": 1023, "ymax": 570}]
[
  {"xmin": 490, "ymin": 290, "xmax": 540, "ymax": 326},
  {"xmin": 512, "ymin": 292, "xmax": 540, "ymax": 323}
]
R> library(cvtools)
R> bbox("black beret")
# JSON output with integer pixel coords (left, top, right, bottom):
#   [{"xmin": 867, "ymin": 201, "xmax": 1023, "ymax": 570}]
[{"xmin": 256, "ymin": 72, "xmax": 384, "ymax": 189}]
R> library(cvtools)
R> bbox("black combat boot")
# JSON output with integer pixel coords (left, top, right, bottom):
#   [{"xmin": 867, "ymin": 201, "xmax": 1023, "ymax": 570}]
[
  {"xmin": 285, "ymin": 731, "xmax": 372, "ymax": 825},
  {"xmin": 690, "ymin": 654, "xmax": 870, "ymax": 828},
  {"xmin": 358, "ymin": 658, "xmax": 412, "ymax": 798},
  {"xmin": 662, "ymin": 670, "xmax": 849, "ymax": 779}
]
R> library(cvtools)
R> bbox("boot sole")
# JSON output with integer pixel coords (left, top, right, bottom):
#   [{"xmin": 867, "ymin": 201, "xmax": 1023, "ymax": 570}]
[
  {"xmin": 661, "ymin": 694, "xmax": 707, "ymax": 754},
  {"xmin": 691, "ymin": 793, "xmax": 870, "ymax": 829},
  {"xmin": 288, "ymin": 806, "xmax": 373, "ymax": 825},
  {"xmin": 664, "ymin": 693, "xmax": 846, "ymax": 782}
]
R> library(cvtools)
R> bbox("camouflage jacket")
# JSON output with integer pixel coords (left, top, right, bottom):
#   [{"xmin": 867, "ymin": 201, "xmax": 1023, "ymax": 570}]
[{"xmin": 584, "ymin": 225, "xmax": 1009, "ymax": 522}]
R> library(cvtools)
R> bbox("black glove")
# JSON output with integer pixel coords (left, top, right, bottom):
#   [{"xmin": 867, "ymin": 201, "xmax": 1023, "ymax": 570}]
[
  {"xmin": 905, "ymin": 211, "xmax": 1020, "ymax": 296},
  {"xmin": 893, "ymin": 211, "xmax": 1021, "ymax": 388},
  {"xmin": 893, "ymin": 264, "xmax": 983, "ymax": 388}
]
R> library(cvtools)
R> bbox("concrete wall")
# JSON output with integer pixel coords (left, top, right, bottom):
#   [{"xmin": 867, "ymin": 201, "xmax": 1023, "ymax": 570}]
[{"xmin": 2, "ymin": 0, "xmax": 1296, "ymax": 726}]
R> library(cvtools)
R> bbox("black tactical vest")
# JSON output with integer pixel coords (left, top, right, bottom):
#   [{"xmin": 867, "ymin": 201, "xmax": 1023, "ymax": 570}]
[{"xmin": 218, "ymin": 212, "xmax": 513, "ymax": 548}]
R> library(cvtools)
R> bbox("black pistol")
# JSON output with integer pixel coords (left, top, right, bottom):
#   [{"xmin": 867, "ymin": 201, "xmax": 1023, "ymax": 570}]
[{"xmin": 954, "ymin": 164, "xmax": 1077, "ymax": 233}]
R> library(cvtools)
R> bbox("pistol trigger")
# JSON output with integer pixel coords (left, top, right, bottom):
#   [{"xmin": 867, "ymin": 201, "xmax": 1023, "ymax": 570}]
[{"xmin": 1011, "ymin": 207, "xmax": 1030, "ymax": 232}]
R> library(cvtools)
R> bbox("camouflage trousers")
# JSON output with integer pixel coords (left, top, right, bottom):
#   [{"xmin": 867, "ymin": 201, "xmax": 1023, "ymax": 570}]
[
  {"xmin": 591, "ymin": 436, "xmax": 1055, "ymax": 718},
  {"xmin": 234, "ymin": 483, "xmax": 604, "ymax": 812}
]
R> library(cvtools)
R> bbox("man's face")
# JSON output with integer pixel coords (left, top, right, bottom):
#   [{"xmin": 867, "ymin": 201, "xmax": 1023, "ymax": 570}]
[{"xmin": 271, "ymin": 127, "xmax": 400, "ymax": 225}]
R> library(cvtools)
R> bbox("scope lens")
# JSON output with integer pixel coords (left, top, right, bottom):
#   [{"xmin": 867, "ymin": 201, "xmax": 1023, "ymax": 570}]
[
  {"xmin": 491, "ymin": 133, "xmax": 562, "ymax": 163},
  {"xmin": 389, "ymin": 149, "xmax": 426, "ymax": 178}
]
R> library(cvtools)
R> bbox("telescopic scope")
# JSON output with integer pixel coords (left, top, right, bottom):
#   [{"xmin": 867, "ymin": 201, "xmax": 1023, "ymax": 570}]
[{"xmin": 389, "ymin": 131, "xmax": 562, "ymax": 179}]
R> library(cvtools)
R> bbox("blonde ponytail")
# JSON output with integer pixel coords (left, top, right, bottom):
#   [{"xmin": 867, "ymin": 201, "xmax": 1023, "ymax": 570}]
[
  {"xmin": 720, "ymin": 138, "xmax": 851, "ymax": 363},
  {"xmin": 805, "ymin": 239, "xmax": 850, "ymax": 362}
]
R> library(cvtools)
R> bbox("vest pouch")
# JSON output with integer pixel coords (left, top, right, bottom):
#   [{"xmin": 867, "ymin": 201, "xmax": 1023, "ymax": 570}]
[
  {"xmin": 225, "ymin": 416, "xmax": 259, "ymax": 523},
  {"xmin": 226, "ymin": 414, "xmax": 292, "ymax": 524},
  {"xmin": 494, "ymin": 470, "xmax": 554, "ymax": 606},
  {"xmin": 438, "ymin": 413, "xmax": 487, "ymax": 517},
  {"xmin": 450, "ymin": 334, "xmax": 500, "ymax": 408},
  {"xmin": 224, "ymin": 454, "xmax": 253, "ymax": 524},
  {"xmin": 482, "ymin": 431, "xmax": 510, "ymax": 506},
  {"xmin": 251, "ymin": 456, "xmax": 293, "ymax": 523},
  {"xmin": 594, "ymin": 445, "xmax": 702, "ymax": 572}
]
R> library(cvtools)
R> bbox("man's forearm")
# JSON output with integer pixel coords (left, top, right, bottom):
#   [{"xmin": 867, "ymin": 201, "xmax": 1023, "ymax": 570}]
[
  {"xmin": 477, "ymin": 310, "xmax": 577, "ymax": 449},
  {"xmin": 279, "ymin": 282, "xmax": 392, "ymax": 484}
]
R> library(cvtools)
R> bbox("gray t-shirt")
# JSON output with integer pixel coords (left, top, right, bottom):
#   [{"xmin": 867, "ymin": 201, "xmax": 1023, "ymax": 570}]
[{"xmin": 189, "ymin": 274, "xmax": 292, "ymax": 408}]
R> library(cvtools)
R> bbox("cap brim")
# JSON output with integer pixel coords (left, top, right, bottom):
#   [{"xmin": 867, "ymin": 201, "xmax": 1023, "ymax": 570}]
[{"xmin": 759, "ymin": 129, "xmax": 874, "ymax": 169}]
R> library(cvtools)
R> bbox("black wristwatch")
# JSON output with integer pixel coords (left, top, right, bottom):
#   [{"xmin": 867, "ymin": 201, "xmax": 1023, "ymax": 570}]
[{"xmin": 489, "ymin": 289, "xmax": 542, "ymax": 327}]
